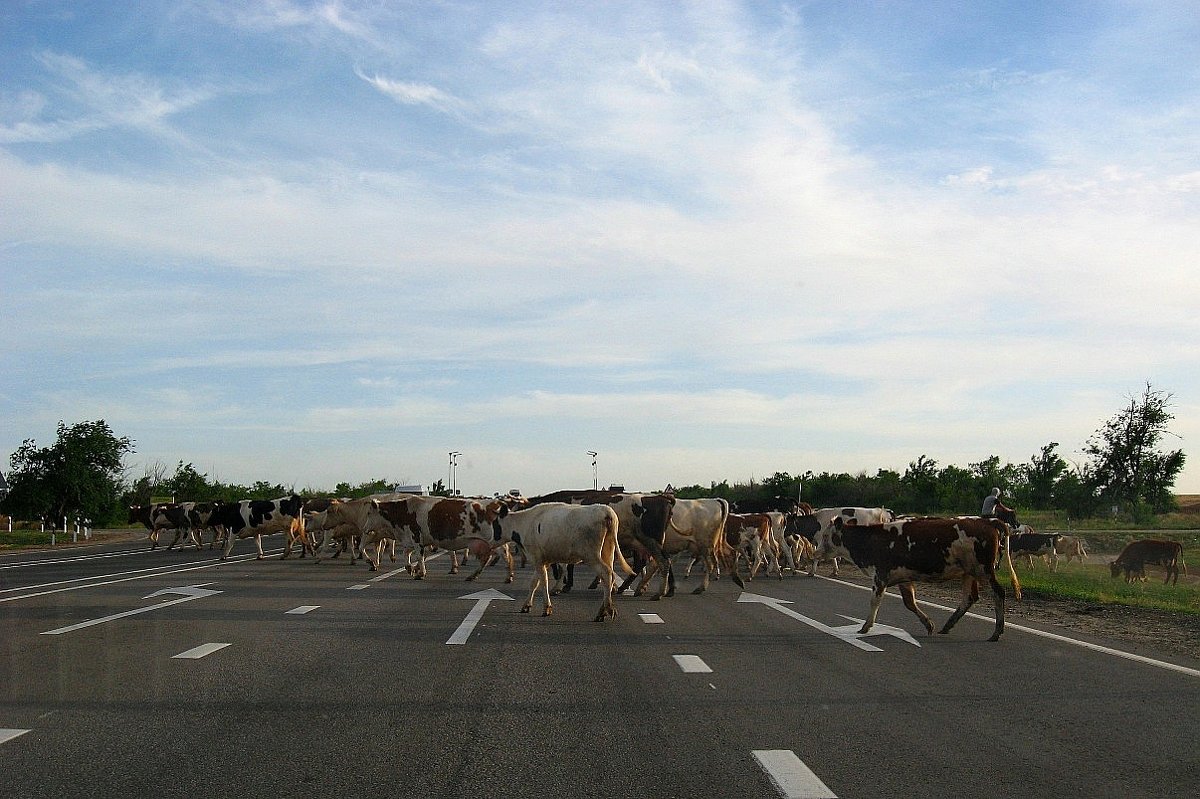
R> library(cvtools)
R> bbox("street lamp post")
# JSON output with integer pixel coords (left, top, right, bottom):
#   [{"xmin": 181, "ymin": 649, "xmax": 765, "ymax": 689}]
[
  {"xmin": 587, "ymin": 451, "xmax": 598, "ymax": 490},
  {"xmin": 449, "ymin": 451, "xmax": 461, "ymax": 496}
]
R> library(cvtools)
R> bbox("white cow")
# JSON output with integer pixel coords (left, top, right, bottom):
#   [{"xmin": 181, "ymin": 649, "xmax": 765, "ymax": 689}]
[{"xmin": 492, "ymin": 502, "xmax": 632, "ymax": 621}]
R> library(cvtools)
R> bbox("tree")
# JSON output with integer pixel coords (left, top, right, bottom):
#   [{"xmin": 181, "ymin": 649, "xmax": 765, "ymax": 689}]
[
  {"xmin": 900, "ymin": 455, "xmax": 940, "ymax": 513},
  {"xmin": 1, "ymin": 420, "xmax": 134, "ymax": 524},
  {"xmin": 1022, "ymin": 443, "xmax": 1068, "ymax": 510},
  {"xmin": 1083, "ymin": 383, "xmax": 1185, "ymax": 513}
]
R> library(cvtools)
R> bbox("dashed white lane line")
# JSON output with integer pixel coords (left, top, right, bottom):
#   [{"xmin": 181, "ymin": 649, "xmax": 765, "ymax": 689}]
[
  {"xmin": 672, "ymin": 654, "xmax": 712, "ymax": 673},
  {"xmin": 0, "ymin": 729, "xmax": 31, "ymax": 745},
  {"xmin": 347, "ymin": 584, "xmax": 371, "ymax": 591},
  {"xmin": 639, "ymin": 613, "xmax": 664, "ymax": 624},
  {"xmin": 286, "ymin": 606, "xmax": 319, "ymax": 614},
  {"xmin": 171, "ymin": 643, "xmax": 231, "ymax": 660},
  {"xmin": 753, "ymin": 750, "xmax": 838, "ymax": 799}
]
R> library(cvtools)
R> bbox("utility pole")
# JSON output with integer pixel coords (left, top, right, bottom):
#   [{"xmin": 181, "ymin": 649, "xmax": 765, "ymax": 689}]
[
  {"xmin": 448, "ymin": 451, "xmax": 461, "ymax": 496},
  {"xmin": 588, "ymin": 451, "xmax": 598, "ymax": 490}
]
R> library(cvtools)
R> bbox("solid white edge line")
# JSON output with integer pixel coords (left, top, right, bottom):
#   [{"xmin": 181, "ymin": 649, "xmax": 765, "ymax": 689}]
[
  {"xmin": 172, "ymin": 643, "xmax": 231, "ymax": 659},
  {"xmin": 672, "ymin": 654, "xmax": 712, "ymax": 673},
  {"xmin": 0, "ymin": 729, "xmax": 32, "ymax": 745},
  {"xmin": 753, "ymin": 750, "xmax": 837, "ymax": 799},
  {"xmin": 347, "ymin": 584, "xmax": 371, "ymax": 591},
  {"xmin": 816, "ymin": 575, "xmax": 1200, "ymax": 678}
]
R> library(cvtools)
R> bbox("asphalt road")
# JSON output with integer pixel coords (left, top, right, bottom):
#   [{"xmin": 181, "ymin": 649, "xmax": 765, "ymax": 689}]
[{"xmin": 2, "ymin": 535, "xmax": 1197, "ymax": 798}]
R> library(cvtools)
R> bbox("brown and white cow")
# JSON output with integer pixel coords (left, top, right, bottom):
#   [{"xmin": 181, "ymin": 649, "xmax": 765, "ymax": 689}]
[
  {"xmin": 817, "ymin": 516, "xmax": 1021, "ymax": 641},
  {"xmin": 1110, "ymin": 539, "xmax": 1187, "ymax": 585},
  {"xmin": 725, "ymin": 512, "xmax": 779, "ymax": 582},
  {"xmin": 357, "ymin": 495, "xmax": 504, "ymax": 577},
  {"xmin": 491, "ymin": 502, "xmax": 633, "ymax": 621}
]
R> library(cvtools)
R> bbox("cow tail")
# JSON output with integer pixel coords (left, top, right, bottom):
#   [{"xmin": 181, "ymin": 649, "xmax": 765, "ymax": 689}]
[
  {"xmin": 1003, "ymin": 528, "xmax": 1022, "ymax": 601},
  {"xmin": 609, "ymin": 513, "xmax": 636, "ymax": 576}
]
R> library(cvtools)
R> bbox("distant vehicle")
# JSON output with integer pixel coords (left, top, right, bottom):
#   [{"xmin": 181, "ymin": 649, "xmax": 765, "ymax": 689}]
[{"xmin": 391, "ymin": 484, "xmax": 429, "ymax": 495}]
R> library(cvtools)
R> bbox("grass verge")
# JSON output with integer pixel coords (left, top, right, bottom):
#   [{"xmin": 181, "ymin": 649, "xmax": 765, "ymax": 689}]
[{"xmin": 1006, "ymin": 560, "xmax": 1199, "ymax": 615}]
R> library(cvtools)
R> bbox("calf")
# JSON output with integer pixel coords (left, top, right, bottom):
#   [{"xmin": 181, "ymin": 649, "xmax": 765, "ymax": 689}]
[
  {"xmin": 725, "ymin": 513, "xmax": 779, "ymax": 581},
  {"xmin": 818, "ymin": 516, "xmax": 1021, "ymax": 641},
  {"xmin": 1110, "ymin": 539, "xmax": 1187, "ymax": 585},
  {"xmin": 1054, "ymin": 534, "xmax": 1088, "ymax": 565},
  {"xmin": 492, "ymin": 502, "xmax": 633, "ymax": 621}
]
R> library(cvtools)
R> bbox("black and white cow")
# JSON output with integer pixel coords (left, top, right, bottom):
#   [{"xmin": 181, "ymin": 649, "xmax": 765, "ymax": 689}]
[{"xmin": 212, "ymin": 495, "xmax": 305, "ymax": 560}]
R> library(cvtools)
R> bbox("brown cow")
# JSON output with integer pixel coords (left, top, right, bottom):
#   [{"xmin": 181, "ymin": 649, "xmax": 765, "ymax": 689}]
[
  {"xmin": 817, "ymin": 516, "xmax": 1021, "ymax": 642},
  {"xmin": 1110, "ymin": 539, "xmax": 1187, "ymax": 585}
]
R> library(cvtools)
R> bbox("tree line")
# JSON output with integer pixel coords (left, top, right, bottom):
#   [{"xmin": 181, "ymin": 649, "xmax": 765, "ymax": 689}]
[{"xmin": 0, "ymin": 383, "xmax": 1186, "ymax": 527}]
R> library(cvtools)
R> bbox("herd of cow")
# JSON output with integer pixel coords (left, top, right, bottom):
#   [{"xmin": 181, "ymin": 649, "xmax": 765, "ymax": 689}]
[{"xmin": 127, "ymin": 490, "xmax": 1188, "ymax": 639}]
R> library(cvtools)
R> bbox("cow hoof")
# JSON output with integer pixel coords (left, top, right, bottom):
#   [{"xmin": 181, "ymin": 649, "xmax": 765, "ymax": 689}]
[
  {"xmin": 666, "ymin": 587, "xmax": 675, "ymax": 598},
  {"xmin": 520, "ymin": 605, "xmax": 531, "ymax": 614},
  {"xmin": 561, "ymin": 585, "xmax": 572, "ymax": 594},
  {"xmin": 732, "ymin": 575, "xmax": 745, "ymax": 589},
  {"xmin": 691, "ymin": 586, "xmax": 705, "ymax": 595},
  {"xmin": 255, "ymin": 555, "xmax": 263, "ymax": 561},
  {"xmin": 465, "ymin": 575, "xmax": 477, "ymax": 582},
  {"xmin": 413, "ymin": 575, "xmax": 424, "ymax": 581},
  {"xmin": 505, "ymin": 577, "xmax": 514, "ymax": 584},
  {"xmin": 542, "ymin": 607, "xmax": 553, "ymax": 617},
  {"xmin": 988, "ymin": 634, "xmax": 1002, "ymax": 642}
]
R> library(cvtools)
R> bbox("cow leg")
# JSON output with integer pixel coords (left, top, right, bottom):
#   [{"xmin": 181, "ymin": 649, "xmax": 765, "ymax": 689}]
[
  {"xmin": 220, "ymin": 531, "xmax": 237, "ymax": 561},
  {"xmin": 939, "ymin": 577, "xmax": 984, "ymax": 638},
  {"xmin": 521, "ymin": 566, "xmax": 543, "ymax": 614},
  {"xmin": 897, "ymin": 582, "xmax": 934, "ymax": 635},
  {"xmin": 503, "ymin": 543, "xmax": 515, "ymax": 583},
  {"xmin": 449, "ymin": 549, "xmax": 460, "ymax": 575},
  {"xmin": 254, "ymin": 534, "xmax": 265, "ymax": 560},
  {"xmin": 592, "ymin": 544, "xmax": 617, "ymax": 622},
  {"xmin": 693, "ymin": 550, "xmax": 714, "ymax": 595},
  {"xmin": 411, "ymin": 542, "xmax": 427, "ymax": 580},
  {"xmin": 859, "ymin": 582, "xmax": 887, "ymax": 634}
]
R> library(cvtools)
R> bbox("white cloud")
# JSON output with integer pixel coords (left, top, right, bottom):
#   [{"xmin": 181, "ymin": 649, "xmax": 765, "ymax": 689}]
[{"xmin": 355, "ymin": 69, "xmax": 465, "ymax": 114}]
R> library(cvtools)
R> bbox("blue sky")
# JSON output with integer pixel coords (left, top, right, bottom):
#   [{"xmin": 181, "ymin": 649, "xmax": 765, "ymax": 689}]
[{"xmin": 2, "ymin": 1, "xmax": 1198, "ymax": 498}]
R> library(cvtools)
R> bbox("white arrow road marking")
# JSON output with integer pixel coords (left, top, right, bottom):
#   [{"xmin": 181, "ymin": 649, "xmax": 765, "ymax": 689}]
[
  {"xmin": 672, "ymin": 654, "xmax": 712, "ymax": 673},
  {"xmin": 172, "ymin": 643, "xmax": 230, "ymax": 659},
  {"xmin": 639, "ymin": 613, "xmax": 664, "ymax": 624},
  {"xmin": 753, "ymin": 750, "xmax": 837, "ymax": 798},
  {"xmin": 737, "ymin": 592, "xmax": 921, "ymax": 651},
  {"xmin": 0, "ymin": 729, "xmax": 32, "ymax": 745},
  {"xmin": 447, "ymin": 589, "xmax": 513, "ymax": 645},
  {"xmin": 828, "ymin": 614, "xmax": 922, "ymax": 648},
  {"xmin": 40, "ymin": 584, "xmax": 223, "ymax": 636},
  {"xmin": 286, "ymin": 606, "xmax": 320, "ymax": 615}
]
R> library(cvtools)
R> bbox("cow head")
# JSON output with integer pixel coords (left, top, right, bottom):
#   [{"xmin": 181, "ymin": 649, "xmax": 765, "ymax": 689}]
[{"xmin": 1109, "ymin": 560, "xmax": 1122, "ymax": 579}]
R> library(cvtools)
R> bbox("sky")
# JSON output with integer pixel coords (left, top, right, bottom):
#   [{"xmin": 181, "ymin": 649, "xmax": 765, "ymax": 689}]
[{"xmin": 2, "ymin": 0, "xmax": 1199, "ymax": 500}]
